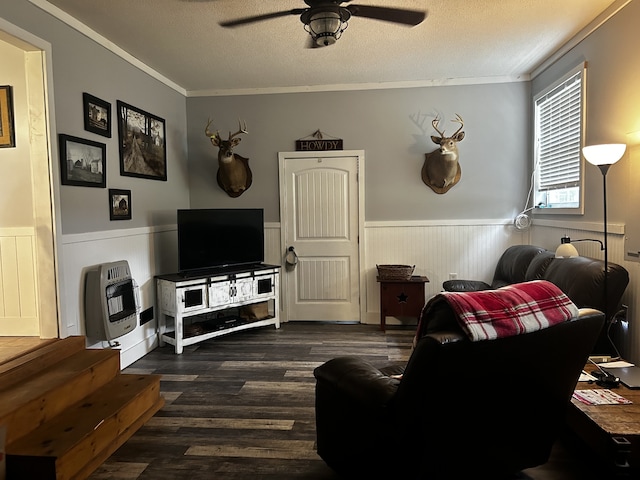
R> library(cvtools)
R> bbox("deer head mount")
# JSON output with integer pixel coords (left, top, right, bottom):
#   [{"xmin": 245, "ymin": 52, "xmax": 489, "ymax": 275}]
[
  {"xmin": 205, "ymin": 118, "xmax": 252, "ymax": 197},
  {"xmin": 414, "ymin": 114, "xmax": 465, "ymax": 194}
]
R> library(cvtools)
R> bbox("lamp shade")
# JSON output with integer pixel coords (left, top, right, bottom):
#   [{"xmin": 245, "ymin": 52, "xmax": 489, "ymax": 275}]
[
  {"xmin": 555, "ymin": 242, "xmax": 579, "ymax": 258},
  {"xmin": 582, "ymin": 144, "xmax": 626, "ymax": 166}
]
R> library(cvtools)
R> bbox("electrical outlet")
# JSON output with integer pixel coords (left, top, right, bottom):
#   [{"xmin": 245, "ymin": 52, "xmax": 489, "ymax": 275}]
[
  {"xmin": 449, "ymin": 273, "xmax": 458, "ymax": 280},
  {"xmin": 615, "ymin": 304, "xmax": 629, "ymax": 323}
]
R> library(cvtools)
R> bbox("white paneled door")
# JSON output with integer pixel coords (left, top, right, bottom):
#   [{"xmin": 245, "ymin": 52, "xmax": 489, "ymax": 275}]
[{"xmin": 279, "ymin": 151, "xmax": 364, "ymax": 322}]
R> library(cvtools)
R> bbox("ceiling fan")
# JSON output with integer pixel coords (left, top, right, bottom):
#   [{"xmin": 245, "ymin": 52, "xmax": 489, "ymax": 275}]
[{"xmin": 219, "ymin": 0, "xmax": 427, "ymax": 48}]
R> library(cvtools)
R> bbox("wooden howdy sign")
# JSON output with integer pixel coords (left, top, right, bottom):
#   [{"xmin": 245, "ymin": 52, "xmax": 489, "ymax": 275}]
[{"xmin": 296, "ymin": 130, "xmax": 343, "ymax": 151}]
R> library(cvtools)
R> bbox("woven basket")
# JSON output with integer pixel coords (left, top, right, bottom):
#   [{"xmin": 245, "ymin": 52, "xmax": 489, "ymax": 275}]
[{"xmin": 376, "ymin": 264, "xmax": 415, "ymax": 280}]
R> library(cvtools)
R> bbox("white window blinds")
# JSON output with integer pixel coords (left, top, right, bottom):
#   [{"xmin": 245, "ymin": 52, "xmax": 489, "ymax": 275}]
[{"xmin": 535, "ymin": 69, "xmax": 583, "ymax": 191}]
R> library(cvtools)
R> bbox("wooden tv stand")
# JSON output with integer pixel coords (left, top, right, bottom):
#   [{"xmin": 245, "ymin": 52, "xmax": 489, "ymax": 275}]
[{"xmin": 156, "ymin": 264, "xmax": 280, "ymax": 354}]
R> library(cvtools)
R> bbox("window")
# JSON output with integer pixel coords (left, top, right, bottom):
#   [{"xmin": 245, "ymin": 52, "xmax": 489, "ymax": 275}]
[{"xmin": 533, "ymin": 63, "xmax": 586, "ymax": 213}]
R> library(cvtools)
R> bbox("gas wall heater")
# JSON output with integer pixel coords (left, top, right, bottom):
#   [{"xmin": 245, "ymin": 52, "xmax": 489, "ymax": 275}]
[{"xmin": 85, "ymin": 260, "xmax": 139, "ymax": 341}]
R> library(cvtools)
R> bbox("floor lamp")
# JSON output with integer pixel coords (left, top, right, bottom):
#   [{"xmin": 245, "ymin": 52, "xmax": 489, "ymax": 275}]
[{"xmin": 582, "ymin": 143, "xmax": 626, "ymax": 356}]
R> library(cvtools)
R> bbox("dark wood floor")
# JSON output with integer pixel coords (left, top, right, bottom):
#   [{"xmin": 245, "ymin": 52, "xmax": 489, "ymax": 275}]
[{"xmin": 89, "ymin": 323, "xmax": 609, "ymax": 479}]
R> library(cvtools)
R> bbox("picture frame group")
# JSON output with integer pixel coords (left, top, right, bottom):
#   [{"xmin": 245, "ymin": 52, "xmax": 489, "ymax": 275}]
[{"xmin": 58, "ymin": 94, "xmax": 169, "ymax": 223}]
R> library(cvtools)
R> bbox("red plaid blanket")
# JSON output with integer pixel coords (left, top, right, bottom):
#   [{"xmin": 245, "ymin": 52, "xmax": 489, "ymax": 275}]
[{"xmin": 423, "ymin": 280, "xmax": 578, "ymax": 341}]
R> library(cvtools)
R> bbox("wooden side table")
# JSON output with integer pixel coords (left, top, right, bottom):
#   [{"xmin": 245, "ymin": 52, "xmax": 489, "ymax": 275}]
[{"xmin": 377, "ymin": 275, "xmax": 429, "ymax": 331}]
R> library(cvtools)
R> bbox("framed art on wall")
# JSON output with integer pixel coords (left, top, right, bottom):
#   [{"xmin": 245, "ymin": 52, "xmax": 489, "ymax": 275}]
[
  {"xmin": 59, "ymin": 134, "xmax": 106, "ymax": 187},
  {"xmin": 0, "ymin": 85, "xmax": 16, "ymax": 148},
  {"xmin": 109, "ymin": 189, "xmax": 132, "ymax": 220},
  {"xmin": 83, "ymin": 92, "xmax": 111, "ymax": 138},
  {"xmin": 117, "ymin": 100, "xmax": 167, "ymax": 181}
]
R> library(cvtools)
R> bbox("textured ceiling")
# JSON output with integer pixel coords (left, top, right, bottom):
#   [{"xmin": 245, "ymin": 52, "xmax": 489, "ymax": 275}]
[{"xmin": 36, "ymin": 0, "xmax": 623, "ymax": 95}]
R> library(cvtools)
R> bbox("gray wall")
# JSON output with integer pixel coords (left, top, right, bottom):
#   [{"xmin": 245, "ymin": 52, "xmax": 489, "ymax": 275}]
[
  {"xmin": 4, "ymin": 1, "xmax": 531, "ymax": 233},
  {"xmin": 2, "ymin": 0, "xmax": 190, "ymax": 234},
  {"xmin": 532, "ymin": 0, "xmax": 640, "ymax": 243},
  {"xmin": 186, "ymin": 83, "xmax": 530, "ymax": 223},
  {"xmin": 4, "ymin": 1, "xmax": 637, "ymax": 234}
]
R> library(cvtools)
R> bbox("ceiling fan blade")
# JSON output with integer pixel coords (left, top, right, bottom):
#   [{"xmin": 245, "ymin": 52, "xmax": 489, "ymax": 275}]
[
  {"xmin": 219, "ymin": 9, "xmax": 306, "ymax": 27},
  {"xmin": 346, "ymin": 5, "xmax": 426, "ymax": 26}
]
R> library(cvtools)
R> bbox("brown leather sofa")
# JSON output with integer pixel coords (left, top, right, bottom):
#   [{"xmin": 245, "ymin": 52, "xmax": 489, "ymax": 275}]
[
  {"xmin": 443, "ymin": 244, "xmax": 629, "ymax": 355},
  {"xmin": 314, "ymin": 298, "xmax": 604, "ymax": 479}
]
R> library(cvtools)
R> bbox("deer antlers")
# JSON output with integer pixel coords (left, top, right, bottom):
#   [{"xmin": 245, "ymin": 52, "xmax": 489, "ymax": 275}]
[
  {"xmin": 205, "ymin": 118, "xmax": 217, "ymax": 139},
  {"xmin": 431, "ymin": 113, "xmax": 464, "ymax": 138},
  {"xmin": 205, "ymin": 118, "xmax": 248, "ymax": 142},
  {"xmin": 229, "ymin": 119, "xmax": 248, "ymax": 140}
]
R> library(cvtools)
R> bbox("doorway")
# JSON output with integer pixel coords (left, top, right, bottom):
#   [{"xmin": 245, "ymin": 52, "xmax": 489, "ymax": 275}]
[
  {"xmin": 278, "ymin": 150, "xmax": 365, "ymax": 322},
  {"xmin": 0, "ymin": 28, "xmax": 58, "ymax": 338}
]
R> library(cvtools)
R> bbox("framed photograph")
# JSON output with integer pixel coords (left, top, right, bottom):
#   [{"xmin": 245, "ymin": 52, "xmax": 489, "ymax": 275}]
[
  {"xmin": 58, "ymin": 134, "xmax": 106, "ymax": 187},
  {"xmin": 0, "ymin": 85, "xmax": 16, "ymax": 148},
  {"xmin": 109, "ymin": 189, "xmax": 132, "ymax": 220},
  {"xmin": 117, "ymin": 100, "xmax": 167, "ymax": 181},
  {"xmin": 83, "ymin": 92, "xmax": 111, "ymax": 138}
]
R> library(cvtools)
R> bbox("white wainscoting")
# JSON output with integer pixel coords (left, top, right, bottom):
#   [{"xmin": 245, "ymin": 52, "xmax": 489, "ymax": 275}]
[
  {"xmin": 264, "ymin": 224, "xmax": 282, "ymax": 266},
  {"xmin": 363, "ymin": 220, "xmax": 528, "ymax": 325},
  {"xmin": 58, "ymin": 220, "xmax": 637, "ymax": 365},
  {"xmin": 265, "ymin": 220, "xmax": 526, "ymax": 327},
  {"xmin": 57, "ymin": 221, "xmax": 528, "ymax": 366},
  {"xmin": 531, "ymin": 220, "xmax": 639, "ymax": 364},
  {"xmin": 60, "ymin": 223, "xmax": 280, "ymax": 368},
  {"xmin": 60, "ymin": 225, "xmax": 177, "ymax": 368},
  {"xmin": 0, "ymin": 227, "xmax": 38, "ymax": 335}
]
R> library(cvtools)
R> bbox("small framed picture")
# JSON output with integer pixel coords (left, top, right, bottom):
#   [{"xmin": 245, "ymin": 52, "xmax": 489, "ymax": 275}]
[
  {"xmin": 109, "ymin": 189, "xmax": 132, "ymax": 220},
  {"xmin": 83, "ymin": 92, "xmax": 111, "ymax": 138},
  {"xmin": 0, "ymin": 85, "xmax": 16, "ymax": 148},
  {"xmin": 59, "ymin": 134, "xmax": 106, "ymax": 187},
  {"xmin": 117, "ymin": 100, "xmax": 167, "ymax": 181}
]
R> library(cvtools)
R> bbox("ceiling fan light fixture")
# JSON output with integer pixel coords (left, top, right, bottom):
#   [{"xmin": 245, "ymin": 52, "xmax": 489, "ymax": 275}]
[
  {"xmin": 303, "ymin": 9, "xmax": 349, "ymax": 46},
  {"xmin": 220, "ymin": 3, "xmax": 426, "ymax": 48}
]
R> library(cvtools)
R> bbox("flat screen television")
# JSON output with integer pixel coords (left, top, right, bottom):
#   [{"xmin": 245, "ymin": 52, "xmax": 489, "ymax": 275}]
[{"xmin": 177, "ymin": 208, "xmax": 264, "ymax": 274}]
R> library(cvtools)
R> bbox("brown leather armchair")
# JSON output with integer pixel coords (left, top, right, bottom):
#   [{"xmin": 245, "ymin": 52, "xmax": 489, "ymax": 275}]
[{"xmin": 314, "ymin": 290, "xmax": 604, "ymax": 479}]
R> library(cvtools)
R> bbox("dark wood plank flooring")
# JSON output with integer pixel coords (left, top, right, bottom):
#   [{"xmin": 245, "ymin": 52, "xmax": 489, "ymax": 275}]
[{"xmin": 89, "ymin": 323, "xmax": 609, "ymax": 479}]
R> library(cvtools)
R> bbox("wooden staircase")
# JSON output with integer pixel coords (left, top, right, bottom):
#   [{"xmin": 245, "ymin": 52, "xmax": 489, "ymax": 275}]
[{"xmin": 0, "ymin": 336, "xmax": 164, "ymax": 479}]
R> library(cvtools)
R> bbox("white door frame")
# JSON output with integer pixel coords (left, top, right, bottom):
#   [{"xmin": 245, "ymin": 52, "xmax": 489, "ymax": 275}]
[
  {"xmin": 0, "ymin": 20, "xmax": 61, "ymax": 338},
  {"xmin": 278, "ymin": 150, "xmax": 365, "ymax": 323}
]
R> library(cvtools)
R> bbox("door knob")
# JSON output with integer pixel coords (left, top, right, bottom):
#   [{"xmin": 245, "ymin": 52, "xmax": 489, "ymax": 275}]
[{"xmin": 285, "ymin": 246, "xmax": 298, "ymax": 268}]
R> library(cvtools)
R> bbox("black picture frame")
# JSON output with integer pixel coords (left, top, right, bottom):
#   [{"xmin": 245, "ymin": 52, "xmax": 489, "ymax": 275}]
[
  {"xmin": 109, "ymin": 189, "xmax": 132, "ymax": 220},
  {"xmin": 117, "ymin": 100, "xmax": 167, "ymax": 181},
  {"xmin": 83, "ymin": 92, "xmax": 111, "ymax": 138},
  {"xmin": 0, "ymin": 85, "xmax": 16, "ymax": 148},
  {"xmin": 58, "ymin": 134, "xmax": 106, "ymax": 188}
]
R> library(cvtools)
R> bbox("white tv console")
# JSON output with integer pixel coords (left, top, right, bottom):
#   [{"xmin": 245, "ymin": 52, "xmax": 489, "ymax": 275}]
[{"xmin": 156, "ymin": 264, "xmax": 280, "ymax": 354}]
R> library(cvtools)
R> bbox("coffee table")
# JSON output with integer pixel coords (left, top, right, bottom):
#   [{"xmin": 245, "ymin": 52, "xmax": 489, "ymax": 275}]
[{"xmin": 567, "ymin": 364, "xmax": 640, "ymax": 478}]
